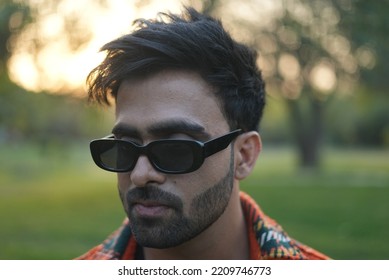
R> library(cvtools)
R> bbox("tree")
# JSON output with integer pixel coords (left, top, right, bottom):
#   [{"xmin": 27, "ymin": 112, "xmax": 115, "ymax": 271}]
[
  {"xmin": 0, "ymin": 0, "xmax": 111, "ymax": 144},
  {"xmin": 0, "ymin": 0, "xmax": 30, "ymax": 79},
  {"xmin": 3, "ymin": 0, "xmax": 386, "ymax": 155},
  {"xmin": 202, "ymin": 0, "xmax": 379, "ymax": 168},
  {"xmin": 0, "ymin": 0, "xmax": 32, "ymax": 141},
  {"xmin": 340, "ymin": 0, "xmax": 388, "ymax": 92}
]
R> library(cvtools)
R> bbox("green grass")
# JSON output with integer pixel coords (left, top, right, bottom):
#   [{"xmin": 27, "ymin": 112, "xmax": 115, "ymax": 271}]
[{"xmin": 0, "ymin": 143, "xmax": 388, "ymax": 259}]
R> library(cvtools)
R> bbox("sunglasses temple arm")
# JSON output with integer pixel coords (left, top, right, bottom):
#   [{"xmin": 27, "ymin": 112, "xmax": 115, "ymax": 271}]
[{"xmin": 203, "ymin": 130, "xmax": 241, "ymax": 158}]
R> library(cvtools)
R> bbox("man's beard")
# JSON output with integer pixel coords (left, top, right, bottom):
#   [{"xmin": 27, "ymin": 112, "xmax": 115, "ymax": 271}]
[{"xmin": 122, "ymin": 158, "xmax": 234, "ymax": 249}]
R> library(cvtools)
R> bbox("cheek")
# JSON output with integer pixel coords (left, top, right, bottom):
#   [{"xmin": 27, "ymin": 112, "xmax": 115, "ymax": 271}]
[
  {"xmin": 200, "ymin": 148, "xmax": 233, "ymax": 182},
  {"xmin": 117, "ymin": 173, "xmax": 129, "ymax": 189},
  {"xmin": 174, "ymin": 150, "xmax": 232, "ymax": 200},
  {"xmin": 117, "ymin": 173, "xmax": 130, "ymax": 203}
]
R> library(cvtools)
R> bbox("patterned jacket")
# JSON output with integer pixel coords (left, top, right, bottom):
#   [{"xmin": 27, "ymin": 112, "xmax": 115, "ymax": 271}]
[{"xmin": 77, "ymin": 192, "xmax": 329, "ymax": 260}]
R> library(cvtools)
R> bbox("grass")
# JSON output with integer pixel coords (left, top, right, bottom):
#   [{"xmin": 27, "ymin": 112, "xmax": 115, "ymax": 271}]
[{"xmin": 0, "ymin": 143, "xmax": 388, "ymax": 259}]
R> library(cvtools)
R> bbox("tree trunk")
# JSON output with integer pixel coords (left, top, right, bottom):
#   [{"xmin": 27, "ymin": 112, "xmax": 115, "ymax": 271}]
[{"xmin": 287, "ymin": 95, "xmax": 323, "ymax": 169}]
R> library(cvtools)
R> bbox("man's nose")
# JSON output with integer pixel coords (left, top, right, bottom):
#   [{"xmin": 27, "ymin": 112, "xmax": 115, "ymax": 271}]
[{"xmin": 129, "ymin": 155, "xmax": 166, "ymax": 187}]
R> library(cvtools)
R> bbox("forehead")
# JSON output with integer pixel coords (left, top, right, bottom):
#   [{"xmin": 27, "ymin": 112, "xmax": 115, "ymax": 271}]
[{"xmin": 115, "ymin": 70, "xmax": 229, "ymax": 136}]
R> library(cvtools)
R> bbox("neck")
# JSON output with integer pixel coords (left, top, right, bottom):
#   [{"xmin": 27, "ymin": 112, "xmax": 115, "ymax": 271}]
[{"xmin": 143, "ymin": 187, "xmax": 249, "ymax": 260}]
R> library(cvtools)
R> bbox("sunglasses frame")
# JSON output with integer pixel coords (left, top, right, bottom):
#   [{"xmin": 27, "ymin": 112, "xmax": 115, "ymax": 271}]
[{"xmin": 90, "ymin": 129, "xmax": 242, "ymax": 174}]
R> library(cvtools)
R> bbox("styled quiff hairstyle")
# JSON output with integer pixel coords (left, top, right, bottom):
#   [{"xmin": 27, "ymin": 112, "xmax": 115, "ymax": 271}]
[{"xmin": 87, "ymin": 7, "xmax": 265, "ymax": 132}]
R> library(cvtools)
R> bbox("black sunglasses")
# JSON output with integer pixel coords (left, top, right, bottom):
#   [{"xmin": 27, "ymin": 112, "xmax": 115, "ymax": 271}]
[{"xmin": 90, "ymin": 129, "xmax": 241, "ymax": 174}]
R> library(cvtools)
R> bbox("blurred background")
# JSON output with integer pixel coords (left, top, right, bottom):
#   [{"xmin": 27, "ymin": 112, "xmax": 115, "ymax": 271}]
[{"xmin": 0, "ymin": 0, "xmax": 388, "ymax": 259}]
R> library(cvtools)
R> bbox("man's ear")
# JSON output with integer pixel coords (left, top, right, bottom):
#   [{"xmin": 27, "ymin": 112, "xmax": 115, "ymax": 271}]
[{"xmin": 234, "ymin": 131, "xmax": 262, "ymax": 180}]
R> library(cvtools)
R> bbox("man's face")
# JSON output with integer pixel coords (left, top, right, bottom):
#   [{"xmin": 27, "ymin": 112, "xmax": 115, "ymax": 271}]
[{"xmin": 114, "ymin": 70, "xmax": 236, "ymax": 248}]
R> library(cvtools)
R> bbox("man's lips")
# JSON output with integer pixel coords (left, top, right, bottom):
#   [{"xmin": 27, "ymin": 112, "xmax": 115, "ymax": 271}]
[
  {"xmin": 126, "ymin": 186, "xmax": 183, "ymax": 217},
  {"xmin": 131, "ymin": 201, "xmax": 172, "ymax": 217}
]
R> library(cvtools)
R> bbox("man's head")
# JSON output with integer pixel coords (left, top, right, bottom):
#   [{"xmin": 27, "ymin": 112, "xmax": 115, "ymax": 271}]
[{"xmin": 88, "ymin": 7, "xmax": 265, "ymax": 250}]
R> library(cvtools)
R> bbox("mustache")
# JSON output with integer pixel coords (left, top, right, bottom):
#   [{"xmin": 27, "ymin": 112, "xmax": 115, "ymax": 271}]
[{"xmin": 126, "ymin": 185, "xmax": 183, "ymax": 211}]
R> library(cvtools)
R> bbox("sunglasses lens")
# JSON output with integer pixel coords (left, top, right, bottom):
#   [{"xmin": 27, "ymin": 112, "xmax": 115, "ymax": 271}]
[
  {"xmin": 91, "ymin": 140, "xmax": 138, "ymax": 172},
  {"xmin": 150, "ymin": 142, "xmax": 195, "ymax": 173}
]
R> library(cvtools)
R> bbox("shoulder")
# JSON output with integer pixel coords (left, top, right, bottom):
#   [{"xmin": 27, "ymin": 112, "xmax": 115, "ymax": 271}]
[
  {"xmin": 240, "ymin": 192, "xmax": 330, "ymax": 260},
  {"xmin": 75, "ymin": 219, "xmax": 135, "ymax": 260},
  {"xmin": 75, "ymin": 244, "xmax": 110, "ymax": 260}
]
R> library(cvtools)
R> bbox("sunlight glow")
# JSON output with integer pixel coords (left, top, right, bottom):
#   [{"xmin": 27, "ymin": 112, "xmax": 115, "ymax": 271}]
[
  {"xmin": 8, "ymin": 0, "xmax": 185, "ymax": 95},
  {"xmin": 9, "ymin": 53, "xmax": 39, "ymax": 90},
  {"xmin": 278, "ymin": 53, "xmax": 301, "ymax": 81},
  {"xmin": 309, "ymin": 61, "xmax": 337, "ymax": 93}
]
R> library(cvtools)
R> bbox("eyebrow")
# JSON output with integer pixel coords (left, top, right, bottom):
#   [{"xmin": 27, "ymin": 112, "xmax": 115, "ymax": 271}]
[
  {"xmin": 111, "ymin": 123, "xmax": 140, "ymax": 138},
  {"xmin": 112, "ymin": 119, "xmax": 211, "ymax": 140}
]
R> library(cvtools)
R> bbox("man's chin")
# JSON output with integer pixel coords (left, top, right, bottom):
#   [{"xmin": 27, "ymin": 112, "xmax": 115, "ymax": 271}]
[{"xmin": 128, "ymin": 217, "xmax": 195, "ymax": 249}]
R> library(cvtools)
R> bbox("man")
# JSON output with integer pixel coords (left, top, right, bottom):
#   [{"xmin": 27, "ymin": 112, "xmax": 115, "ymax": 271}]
[{"xmin": 79, "ymin": 7, "xmax": 328, "ymax": 260}]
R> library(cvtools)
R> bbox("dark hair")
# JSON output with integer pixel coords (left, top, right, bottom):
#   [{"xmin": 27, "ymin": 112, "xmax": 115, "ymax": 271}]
[{"xmin": 87, "ymin": 7, "xmax": 266, "ymax": 131}]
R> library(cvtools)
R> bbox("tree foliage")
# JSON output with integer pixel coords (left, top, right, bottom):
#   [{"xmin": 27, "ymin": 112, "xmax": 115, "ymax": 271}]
[
  {"xmin": 0, "ymin": 0, "xmax": 30, "ymax": 77},
  {"xmin": 340, "ymin": 0, "xmax": 388, "ymax": 92},
  {"xmin": 202, "ymin": 0, "xmax": 388, "ymax": 167},
  {"xmin": 0, "ymin": 0, "xmax": 111, "ymax": 146},
  {"xmin": 1, "ymin": 0, "xmax": 388, "ymax": 156}
]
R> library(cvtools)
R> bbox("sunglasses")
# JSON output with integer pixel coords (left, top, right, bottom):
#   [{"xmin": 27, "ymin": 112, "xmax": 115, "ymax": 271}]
[{"xmin": 90, "ymin": 129, "xmax": 241, "ymax": 174}]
